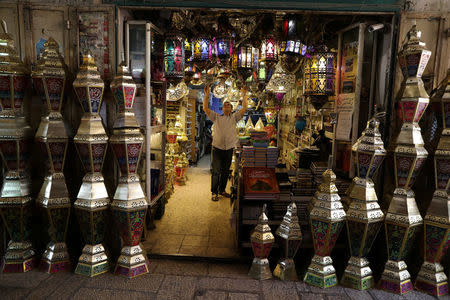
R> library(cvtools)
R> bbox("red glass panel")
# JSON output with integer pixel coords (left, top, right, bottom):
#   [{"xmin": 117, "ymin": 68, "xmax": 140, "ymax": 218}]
[
  {"xmin": 401, "ymin": 100, "xmax": 418, "ymax": 123},
  {"xmin": 127, "ymin": 143, "xmax": 142, "ymax": 174},
  {"xmin": 48, "ymin": 142, "xmax": 67, "ymax": 172}
]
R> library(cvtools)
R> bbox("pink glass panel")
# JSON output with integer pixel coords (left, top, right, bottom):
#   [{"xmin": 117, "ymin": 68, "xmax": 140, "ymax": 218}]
[
  {"xmin": 124, "ymin": 86, "xmax": 136, "ymax": 109},
  {"xmin": 44, "ymin": 77, "xmax": 64, "ymax": 112},
  {"xmin": 127, "ymin": 143, "xmax": 142, "ymax": 174},
  {"xmin": 401, "ymin": 101, "xmax": 418, "ymax": 123},
  {"xmin": 414, "ymin": 101, "xmax": 428, "ymax": 123},
  {"xmin": 91, "ymin": 143, "xmax": 107, "ymax": 173}
]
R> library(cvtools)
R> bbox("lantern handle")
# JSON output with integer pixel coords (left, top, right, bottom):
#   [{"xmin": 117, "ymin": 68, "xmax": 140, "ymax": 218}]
[{"xmin": 1, "ymin": 20, "xmax": 7, "ymax": 34}]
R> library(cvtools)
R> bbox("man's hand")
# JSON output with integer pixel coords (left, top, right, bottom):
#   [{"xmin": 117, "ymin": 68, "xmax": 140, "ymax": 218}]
[{"xmin": 203, "ymin": 84, "xmax": 212, "ymax": 116}]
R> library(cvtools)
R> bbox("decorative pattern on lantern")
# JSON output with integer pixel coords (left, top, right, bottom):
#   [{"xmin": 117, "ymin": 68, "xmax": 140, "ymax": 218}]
[
  {"xmin": 260, "ymin": 36, "xmax": 278, "ymax": 83},
  {"xmin": 164, "ymin": 33, "xmax": 185, "ymax": 86},
  {"xmin": 73, "ymin": 53, "xmax": 110, "ymax": 277},
  {"xmin": 415, "ymin": 75, "xmax": 450, "ymax": 297},
  {"xmin": 0, "ymin": 20, "xmax": 35, "ymax": 273},
  {"xmin": 304, "ymin": 45, "xmax": 336, "ymax": 111},
  {"xmin": 33, "ymin": 37, "xmax": 71, "ymax": 273},
  {"xmin": 248, "ymin": 204, "xmax": 274, "ymax": 280},
  {"xmin": 341, "ymin": 116, "xmax": 386, "ymax": 290},
  {"xmin": 379, "ymin": 25, "xmax": 429, "ymax": 295},
  {"xmin": 215, "ymin": 36, "xmax": 233, "ymax": 66},
  {"xmin": 273, "ymin": 202, "xmax": 302, "ymax": 281},
  {"xmin": 304, "ymin": 165, "xmax": 346, "ymax": 288},
  {"xmin": 110, "ymin": 63, "xmax": 150, "ymax": 279},
  {"xmin": 192, "ymin": 36, "xmax": 212, "ymax": 72},
  {"xmin": 280, "ymin": 18, "xmax": 305, "ymax": 74},
  {"xmin": 236, "ymin": 44, "xmax": 257, "ymax": 82}
]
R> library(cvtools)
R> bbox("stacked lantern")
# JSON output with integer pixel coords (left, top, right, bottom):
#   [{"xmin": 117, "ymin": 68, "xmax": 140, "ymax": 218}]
[
  {"xmin": 304, "ymin": 45, "xmax": 336, "ymax": 111},
  {"xmin": 0, "ymin": 21, "xmax": 34, "ymax": 273},
  {"xmin": 248, "ymin": 204, "xmax": 275, "ymax": 280},
  {"xmin": 110, "ymin": 63, "xmax": 150, "ymax": 278},
  {"xmin": 259, "ymin": 35, "xmax": 278, "ymax": 83},
  {"xmin": 192, "ymin": 36, "xmax": 212, "ymax": 72},
  {"xmin": 215, "ymin": 36, "xmax": 233, "ymax": 67},
  {"xmin": 341, "ymin": 116, "xmax": 386, "ymax": 290},
  {"xmin": 73, "ymin": 53, "xmax": 110, "ymax": 277},
  {"xmin": 379, "ymin": 25, "xmax": 430, "ymax": 295},
  {"xmin": 273, "ymin": 202, "xmax": 302, "ymax": 281},
  {"xmin": 33, "ymin": 38, "xmax": 71, "ymax": 273},
  {"xmin": 304, "ymin": 166, "xmax": 346, "ymax": 288},
  {"xmin": 164, "ymin": 32, "xmax": 185, "ymax": 86},
  {"xmin": 415, "ymin": 74, "xmax": 450, "ymax": 297}
]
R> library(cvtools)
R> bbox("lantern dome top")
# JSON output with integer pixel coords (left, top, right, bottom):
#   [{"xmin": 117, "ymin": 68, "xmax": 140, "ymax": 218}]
[
  {"xmin": 276, "ymin": 202, "xmax": 302, "ymax": 240},
  {"xmin": 352, "ymin": 116, "xmax": 386, "ymax": 155},
  {"xmin": 401, "ymin": 25, "xmax": 426, "ymax": 51},
  {"xmin": 111, "ymin": 61, "xmax": 135, "ymax": 89},
  {"xmin": 33, "ymin": 37, "xmax": 67, "ymax": 79},
  {"xmin": 73, "ymin": 53, "xmax": 104, "ymax": 88},
  {"xmin": 0, "ymin": 20, "xmax": 27, "ymax": 75}
]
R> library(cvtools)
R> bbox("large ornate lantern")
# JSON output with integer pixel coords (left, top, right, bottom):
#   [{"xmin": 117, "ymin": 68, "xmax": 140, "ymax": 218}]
[
  {"xmin": 73, "ymin": 53, "xmax": 109, "ymax": 277},
  {"xmin": 110, "ymin": 63, "xmax": 150, "ymax": 278},
  {"xmin": 236, "ymin": 44, "xmax": 258, "ymax": 82},
  {"xmin": 379, "ymin": 25, "xmax": 429, "ymax": 295},
  {"xmin": 280, "ymin": 18, "xmax": 305, "ymax": 74},
  {"xmin": 164, "ymin": 32, "xmax": 185, "ymax": 86},
  {"xmin": 341, "ymin": 116, "xmax": 386, "ymax": 290},
  {"xmin": 248, "ymin": 204, "xmax": 274, "ymax": 280},
  {"xmin": 192, "ymin": 36, "xmax": 212, "ymax": 72},
  {"xmin": 304, "ymin": 45, "xmax": 336, "ymax": 111},
  {"xmin": 260, "ymin": 36, "xmax": 278, "ymax": 82},
  {"xmin": 273, "ymin": 202, "xmax": 302, "ymax": 281},
  {"xmin": 33, "ymin": 38, "xmax": 71, "ymax": 273},
  {"xmin": 0, "ymin": 20, "xmax": 35, "ymax": 273},
  {"xmin": 304, "ymin": 165, "xmax": 346, "ymax": 288},
  {"xmin": 415, "ymin": 75, "xmax": 450, "ymax": 297},
  {"xmin": 215, "ymin": 36, "xmax": 233, "ymax": 66},
  {"xmin": 266, "ymin": 63, "xmax": 295, "ymax": 94}
]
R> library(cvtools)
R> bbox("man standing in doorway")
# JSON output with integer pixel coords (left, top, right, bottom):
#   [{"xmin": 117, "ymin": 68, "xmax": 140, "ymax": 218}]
[{"xmin": 203, "ymin": 84, "xmax": 248, "ymax": 201}]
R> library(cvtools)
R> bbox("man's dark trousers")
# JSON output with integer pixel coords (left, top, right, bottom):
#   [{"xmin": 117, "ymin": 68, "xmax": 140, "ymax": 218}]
[{"xmin": 211, "ymin": 147, "xmax": 233, "ymax": 195}]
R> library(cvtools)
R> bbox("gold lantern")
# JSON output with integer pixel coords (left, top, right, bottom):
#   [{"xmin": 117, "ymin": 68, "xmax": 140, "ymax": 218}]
[
  {"xmin": 33, "ymin": 38, "xmax": 71, "ymax": 273},
  {"xmin": 415, "ymin": 74, "xmax": 450, "ymax": 297},
  {"xmin": 0, "ymin": 20, "xmax": 35, "ymax": 273},
  {"xmin": 73, "ymin": 53, "xmax": 110, "ymax": 277},
  {"xmin": 379, "ymin": 25, "xmax": 429, "ymax": 295}
]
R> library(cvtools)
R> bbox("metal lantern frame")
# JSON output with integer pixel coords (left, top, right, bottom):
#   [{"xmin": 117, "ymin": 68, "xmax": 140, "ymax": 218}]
[
  {"xmin": 215, "ymin": 35, "xmax": 233, "ymax": 66},
  {"xmin": 164, "ymin": 32, "xmax": 185, "ymax": 86},
  {"xmin": 192, "ymin": 36, "xmax": 213, "ymax": 72}
]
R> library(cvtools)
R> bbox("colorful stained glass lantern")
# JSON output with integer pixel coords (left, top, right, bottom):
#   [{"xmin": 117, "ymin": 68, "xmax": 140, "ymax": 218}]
[
  {"xmin": 264, "ymin": 106, "xmax": 277, "ymax": 125},
  {"xmin": 379, "ymin": 25, "xmax": 429, "ymax": 295},
  {"xmin": 184, "ymin": 62, "xmax": 196, "ymax": 84},
  {"xmin": 0, "ymin": 20, "xmax": 35, "ymax": 273},
  {"xmin": 415, "ymin": 75, "xmax": 450, "ymax": 297},
  {"xmin": 192, "ymin": 36, "xmax": 212, "ymax": 72},
  {"xmin": 304, "ymin": 45, "xmax": 336, "ymax": 111},
  {"xmin": 110, "ymin": 63, "xmax": 149, "ymax": 278},
  {"xmin": 341, "ymin": 116, "xmax": 386, "ymax": 290},
  {"xmin": 273, "ymin": 202, "xmax": 302, "ymax": 281},
  {"xmin": 184, "ymin": 38, "xmax": 192, "ymax": 60},
  {"xmin": 215, "ymin": 36, "xmax": 233, "ymax": 66},
  {"xmin": 73, "ymin": 53, "xmax": 110, "ymax": 277},
  {"xmin": 266, "ymin": 63, "xmax": 295, "ymax": 94},
  {"xmin": 304, "ymin": 166, "xmax": 346, "ymax": 288},
  {"xmin": 249, "ymin": 204, "xmax": 274, "ymax": 280},
  {"xmin": 260, "ymin": 36, "xmax": 278, "ymax": 82},
  {"xmin": 236, "ymin": 44, "xmax": 257, "ymax": 82},
  {"xmin": 164, "ymin": 32, "xmax": 185, "ymax": 86},
  {"xmin": 33, "ymin": 38, "xmax": 71, "ymax": 273},
  {"xmin": 280, "ymin": 18, "xmax": 304, "ymax": 74}
]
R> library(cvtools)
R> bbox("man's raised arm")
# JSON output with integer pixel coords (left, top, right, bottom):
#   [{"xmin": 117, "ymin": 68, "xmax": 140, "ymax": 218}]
[
  {"xmin": 203, "ymin": 85, "xmax": 212, "ymax": 118},
  {"xmin": 238, "ymin": 85, "xmax": 248, "ymax": 117}
]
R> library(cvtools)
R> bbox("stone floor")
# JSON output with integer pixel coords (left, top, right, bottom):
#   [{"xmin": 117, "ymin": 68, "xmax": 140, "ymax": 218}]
[
  {"xmin": 144, "ymin": 154, "xmax": 239, "ymax": 258},
  {"xmin": 0, "ymin": 258, "xmax": 446, "ymax": 300}
]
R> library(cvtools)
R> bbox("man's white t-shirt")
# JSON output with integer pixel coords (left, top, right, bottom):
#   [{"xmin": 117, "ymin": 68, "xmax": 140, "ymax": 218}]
[{"xmin": 208, "ymin": 111, "xmax": 243, "ymax": 151}]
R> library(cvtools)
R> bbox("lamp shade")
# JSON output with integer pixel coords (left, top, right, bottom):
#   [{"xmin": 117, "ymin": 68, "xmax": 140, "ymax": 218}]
[
  {"xmin": 192, "ymin": 36, "xmax": 212, "ymax": 72},
  {"xmin": 215, "ymin": 36, "xmax": 233, "ymax": 65},
  {"xmin": 164, "ymin": 32, "xmax": 185, "ymax": 85}
]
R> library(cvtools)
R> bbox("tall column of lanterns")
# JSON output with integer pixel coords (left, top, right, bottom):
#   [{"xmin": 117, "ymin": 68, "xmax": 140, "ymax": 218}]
[
  {"xmin": 32, "ymin": 38, "xmax": 71, "ymax": 273},
  {"xmin": 192, "ymin": 36, "xmax": 212, "ymax": 73},
  {"xmin": 164, "ymin": 32, "xmax": 185, "ymax": 87},
  {"xmin": 341, "ymin": 116, "xmax": 386, "ymax": 290},
  {"xmin": 110, "ymin": 63, "xmax": 150, "ymax": 278},
  {"xmin": 73, "ymin": 53, "xmax": 110, "ymax": 277},
  {"xmin": 379, "ymin": 25, "xmax": 430, "ymax": 295},
  {"xmin": 304, "ymin": 161, "xmax": 346, "ymax": 288},
  {"xmin": 0, "ymin": 20, "xmax": 35, "ymax": 273},
  {"xmin": 415, "ymin": 74, "xmax": 450, "ymax": 297}
]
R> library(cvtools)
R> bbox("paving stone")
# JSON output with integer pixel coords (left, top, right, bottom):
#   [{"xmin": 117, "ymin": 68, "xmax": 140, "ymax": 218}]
[
  {"xmin": 178, "ymin": 245, "xmax": 208, "ymax": 256},
  {"xmin": 47, "ymin": 274, "xmax": 89, "ymax": 300},
  {"xmin": 300, "ymin": 293, "xmax": 325, "ymax": 300},
  {"xmin": 207, "ymin": 262, "xmax": 249, "ymax": 279},
  {"xmin": 295, "ymin": 281, "xmax": 311, "ymax": 292},
  {"xmin": 229, "ymin": 292, "xmax": 260, "ymax": 300},
  {"xmin": 205, "ymin": 247, "xmax": 239, "ymax": 258},
  {"xmin": 182, "ymin": 235, "xmax": 209, "ymax": 247},
  {"xmin": 309, "ymin": 284, "xmax": 346, "ymax": 295},
  {"xmin": 1, "ymin": 287, "xmax": 33, "ymax": 300},
  {"xmin": 343, "ymin": 287, "xmax": 374, "ymax": 300},
  {"xmin": 402, "ymin": 290, "xmax": 440, "ymax": 300},
  {"xmin": 368, "ymin": 289, "xmax": 405, "ymax": 300},
  {"xmin": 197, "ymin": 277, "xmax": 260, "ymax": 293},
  {"xmin": 194, "ymin": 290, "xmax": 228, "ymax": 300},
  {"xmin": 83, "ymin": 272, "xmax": 164, "ymax": 293},
  {"xmin": 326, "ymin": 294, "xmax": 351, "ymax": 300},
  {"xmin": 72, "ymin": 287, "xmax": 154, "ymax": 300},
  {"xmin": 0, "ymin": 270, "xmax": 50, "ymax": 288},
  {"xmin": 261, "ymin": 280, "xmax": 300, "ymax": 300},
  {"xmin": 152, "ymin": 259, "xmax": 209, "ymax": 276},
  {"xmin": 156, "ymin": 275, "xmax": 197, "ymax": 300},
  {"xmin": 25, "ymin": 271, "xmax": 78, "ymax": 299}
]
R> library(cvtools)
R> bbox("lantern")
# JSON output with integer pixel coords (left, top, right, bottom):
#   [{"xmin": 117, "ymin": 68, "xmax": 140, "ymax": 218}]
[
  {"xmin": 164, "ymin": 32, "xmax": 185, "ymax": 86},
  {"xmin": 273, "ymin": 202, "xmax": 302, "ymax": 281},
  {"xmin": 0, "ymin": 20, "xmax": 35, "ymax": 273},
  {"xmin": 415, "ymin": 74, "xmax": 449, "ymax": 297},
  {"xmin": 341, "ymin": 116, "xmax": 386, "ymax": 290},
  {"xmin": 73, "ymin": 53, "xmax": 110, "ymax": 277},
  {"xmin": 110, "ymin": 63, "xmax": 150, "ymax": 278},
  {"xmin": 260, "ymin": 36, "xmax": 278, "ymax": 83},
  {"xmin": 184, "ymin": 62, "xmax": 196, "ymax": 84},
  {"xmin": 184, "ymin": 38, "xmax": 192, "ymax": 60},
  {"xmin": 280, "ymin": 18, "xmax": 305, "ymax": 74},
  {"xmin": 192, "ymin": 36, "xmax": 212, "ymax": 72},
  {"xmin": 304, "ymin": 165, "xmax": 346, "ymax": 288},
  {"xmin": 33, "ymin": 38, "xmax": 71, "ymax": 273},
  {"xmin": 304, "ymin": 45, "xmax": 336, "ymax": 111},
  {"xmin": 266, "ymin": 63, "xmax": 295, "ymax": 94},
  {"xmin": 248, "ymin": 204, "xmax": 274, "ymax": 280},
  {"xmin": 236, "ymin": 44, "xmax": 257, "ymax": 82},
  {"xmin": 379, "ymin": 25, "xmax": 429, "ymax": 295},
  {"xmin": 215, "ymin": 36, "xmax": 233, "ymax": 66}
]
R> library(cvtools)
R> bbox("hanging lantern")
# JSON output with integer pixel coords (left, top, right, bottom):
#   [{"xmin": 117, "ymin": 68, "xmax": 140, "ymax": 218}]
[
  {"xmin": 380, "ymin": 25, "xmax": 429, "ymax": 295},
  {"xmin": 215, "ymin": 36, "xmax": 233, "ymax": 66},
  {"xmin": 304, "ymin": 163, "xmax": 346, "ymax": 288},
  {"xmin": 110, "ymin": 63, "xmax": 150, "ymax": 278},
  {"xmin": 213, "ymin": 67, "xmax": 232, "ymax": 99},
  {"xmin": 304, "ymin": 45, "xmax": 336, "ymax": 111},
  {"xmin": 164, "ymin": 32, "xmax": 185, "ymax": 86},
  {"xmin": 341, "ymin": 116, "xmax": 386, "ymax": 290},
  {"xmin": 280, "ymin": 17, "xmax": 305, "ymax": 74},
  {"xmin": 266, "ymin": 63, "xmax": 295, "ymax": 94},
  {"xmin": 184, "ymin": 62, "xmax": 196, "ymax": 84},
  {"xmin": 248, "ymin": 204, "xmax": 274, "ymax": 280},
  {"xmin": 33, "ymin": 38, "xmax": 71, "ymax": 273},
  {"xmin": 236, "ymin": 44, "xmax": 257, "ymax": 82},
  {"xmin": 415, "ymin": 75, "xmax": 449, "ymax": 297},
  {"xmin": 273, "ymin": 202, "xmax": 302, "ymax": 281},
  {"xmin": 184, "ymin": 38, "xmax": 192, "ymax": 60},
  {"xmin": 167, "ymin": 81, "xmax": 189, "ymax": 101},
  {"xmin": 73, "ymin": 53, "xmax": 109, "ymax": 277},
  {"xmin": 192, "ymin": 36, "xmax": 212, "ymax": 72},
  {"xmin": 260, "ymin": 36, "xmax": 278, "ymax": 82},
  {"xmin": 0, "ymin": 20, "xmax": 35, "ymax": 273}
]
